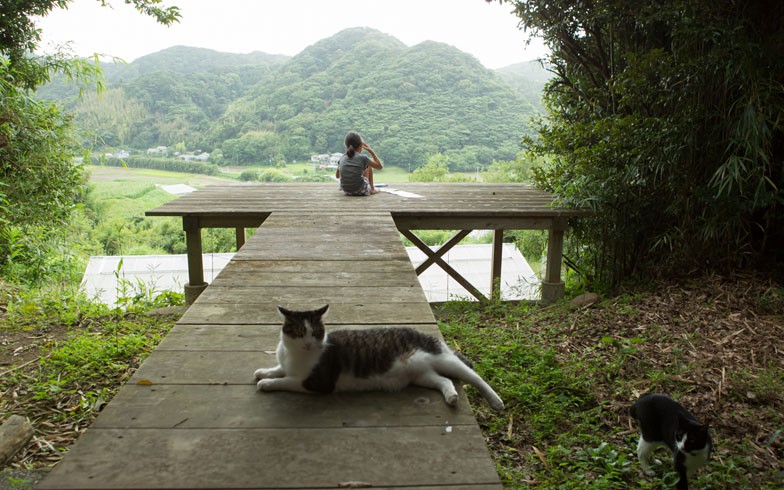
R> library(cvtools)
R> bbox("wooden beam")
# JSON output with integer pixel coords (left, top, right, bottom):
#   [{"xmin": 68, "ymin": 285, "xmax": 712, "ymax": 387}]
[
  {"xmin": 393, "ymin": 215, "xmax": 555, "ymax": 231},
  {"xmin": 399, "ymin": 229, "xmax": 487, "ymax": 302},
  {"xmin": 406, "ymin": 229, "xmax": 472, "ymax": 275}
]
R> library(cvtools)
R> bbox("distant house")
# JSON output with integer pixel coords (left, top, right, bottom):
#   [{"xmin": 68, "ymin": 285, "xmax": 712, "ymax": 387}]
[
  {"xmin": 147, "ymin": 146, "xmax": 168, "ymax": 155},
  {"xmin": 179, "ymin": 152, "xmax": 210, "ymax": 162},
  {"xmin": 112, "ymin": 150, "xmax": 130, "ymax": 159},
  {"xmin": 311, "ymin": 154, "xmax": 331, "ymax": 164},
  {"xmin": 329, "ymin": 152, "xmax": 343, "ymax": 165}
]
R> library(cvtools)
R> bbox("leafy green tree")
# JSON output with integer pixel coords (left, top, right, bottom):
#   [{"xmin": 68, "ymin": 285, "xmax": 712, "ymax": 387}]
[
  {"xmin": 75, "ymin": 87, "xmax": 146, "ymax": 146},
  {"xmin": 493, "ymin": 0, "xmax": 784, "ymax": 285},
  {"xmin": 1, "ymin": 1, "xmax": 179, "ymax": 77},
  {"xmin": 259, "ymin": 168, "xmax": 291, "ymax": 182},
  {"xmin": 0, "ymin": 0, "xmax": 180, "ymax": 283},
  {"xmin": 409, "ymin": 155, "xmax": 449, "ymax": 182},
  {"xmin": 483, "ymin": 156, "xmax": 536, "ymax": 183},
  {"xmin": 239, "ymin": 169, "xmax": 259, "ymax": 182}
]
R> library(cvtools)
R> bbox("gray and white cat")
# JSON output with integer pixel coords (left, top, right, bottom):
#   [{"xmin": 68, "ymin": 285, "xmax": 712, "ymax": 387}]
[
  {"xmin": 630, "ymin": 393, "xmax": 712, "ymax": 490},
  {"xmin": 253, "ymin": 305, "xmax": 504, "ymax": 410}
]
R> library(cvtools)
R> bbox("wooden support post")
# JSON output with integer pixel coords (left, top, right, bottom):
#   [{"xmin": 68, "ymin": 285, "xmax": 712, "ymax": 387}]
[
  {"xmin": 541, "ymin": 219, "xmax": 566, "ymax": 304},
  {"xmin": 491, "ymin": 230, "xmax": 504, "ymax": 300},
  {"xmin": 235, "ymin": 227, "xmax": 246, "ymax": 250},
  {"xmin": 183, "ymin": 216, "xmax": 208, "ymax": 305}
]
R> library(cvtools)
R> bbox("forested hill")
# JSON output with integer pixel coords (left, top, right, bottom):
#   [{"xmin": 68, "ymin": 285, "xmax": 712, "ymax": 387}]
[{"xmin": 41, "ymin": 27, "xmax": 548, "ymax": 171}]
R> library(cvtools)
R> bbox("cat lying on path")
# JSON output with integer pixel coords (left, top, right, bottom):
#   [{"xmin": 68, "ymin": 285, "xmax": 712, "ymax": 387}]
[{"xmin": 254, "ymin": 305, "xmax": 504, "ymax": 410}]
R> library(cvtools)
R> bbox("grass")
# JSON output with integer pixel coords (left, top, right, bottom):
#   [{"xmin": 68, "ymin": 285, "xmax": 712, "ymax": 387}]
[
  {"xmin": 0, "ymin": 285, "xmax": 181, "ymax": 470},
  {"xmin": 436, "ymin": 276, "xmax": 784, "ymax": 489}
]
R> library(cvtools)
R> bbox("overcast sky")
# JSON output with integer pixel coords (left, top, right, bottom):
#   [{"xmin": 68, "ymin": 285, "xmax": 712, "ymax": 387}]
[{"xmin": 35, "ymin": 0, "xmax": 548, "ymax": 69}]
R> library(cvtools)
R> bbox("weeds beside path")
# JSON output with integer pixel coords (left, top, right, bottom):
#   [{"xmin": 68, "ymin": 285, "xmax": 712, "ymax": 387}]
[
  {"xmin": 1, "ymin": 292, "xmax": 178, "ymax": 480},
  {"xmin": 1, "ymin": 275, "xmax": 782, "ymax": 489},
  {"xmin": 437, "ymin": 274, "xmax": 784, "ymax": 488}
]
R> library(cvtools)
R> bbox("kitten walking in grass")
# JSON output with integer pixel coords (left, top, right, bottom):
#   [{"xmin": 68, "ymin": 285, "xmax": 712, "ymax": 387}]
[
  {"xmin": 630, "ymin": 393, "xmax": 712, "ymax": 490},
  {"xmin": 254, "ymin": 305, "xmax": 504, "ymax": 410}
]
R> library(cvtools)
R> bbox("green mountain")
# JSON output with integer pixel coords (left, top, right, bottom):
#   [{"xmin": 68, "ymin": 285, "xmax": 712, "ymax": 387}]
[
  {"xmin": 496, "ymin": 60, "xmax": 552, "ymax": 113},
  {"xmin": 43, "ymin": 28, "xmax": 546, "ymax": 171}
]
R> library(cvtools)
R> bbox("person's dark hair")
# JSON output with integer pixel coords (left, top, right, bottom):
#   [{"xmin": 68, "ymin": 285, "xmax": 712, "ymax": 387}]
[{"xmin": 344, "ymin": 131, "xmax": 362, "ymax": 158}]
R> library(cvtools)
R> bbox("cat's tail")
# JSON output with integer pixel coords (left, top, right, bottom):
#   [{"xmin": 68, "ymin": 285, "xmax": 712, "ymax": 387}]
[
  {"xmin": 453, "ymin": 350, "xmax": 474, "ymax": 369},
  {"xmin": 434, "ymin": 354, "xmax": 504, "ymax": 411}
]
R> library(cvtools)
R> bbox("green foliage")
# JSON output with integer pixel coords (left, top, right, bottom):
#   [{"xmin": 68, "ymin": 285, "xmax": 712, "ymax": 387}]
[
  {"xmin": 483, "ymin": 155, "xmax": 541, "ymax": 183},
  {"xmin": 0, "ymin": 59, "xmax": 95, "ymax": 284},
  {"xmin": 239, "ymin": 169, "xmax": 259, "ymax": 182},
  {"xmin": 409, "ymin": 154, "xmax": 477, "ymax": 183},
  {"xmin": 409, "ymin": 155, "xmax": 449, "ymax": 182},
  {"xmin": 496, "ymin": 0, "xmax": 784, "ymax": 287},
  {"xmin": 222, "ymin": 131, "xmax": 282, "ymax": 165},
  {"xmin": 436, "ymin": 293, "xmax": 782, "ymax": 488},
  {"xmin": 1, "ymin": 289, "xmax": 177, "ymax": 440},
  {"xmin": 0, "ymin": 0, "xmax": 180, "ymax": 286},
  {"xmin": 1, "ymin": 1, "xmax": 179, "ymax": 78},
  {"xmin": 101, "ymin": 155, "xmax": 219, "ymax": 175},
  {"xmin": 495, "ymin": 60, "xmax": 551, "ymax": 113},
  {"xmin": 258, "ymin": 168, "xmax": 292, "ymax": 182}
]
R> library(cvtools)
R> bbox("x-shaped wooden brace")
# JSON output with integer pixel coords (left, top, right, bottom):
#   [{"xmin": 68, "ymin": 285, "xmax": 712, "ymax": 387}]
[{"xmin": 399, "ymin": 229, "xmax": 488, "ymax": 301}]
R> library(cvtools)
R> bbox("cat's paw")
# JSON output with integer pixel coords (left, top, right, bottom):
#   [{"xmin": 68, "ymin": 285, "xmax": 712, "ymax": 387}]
[
  {"xmin": 257, "ymin": 379, "xmax": 273, "ymax": 391},
  {"xmin": 640, "ymin": 461, "xmax": 657, "ymax": 476},
  {"xmin": 445, "ymin": 393, "xmax": 459, "ymax": 406},
  {"xmin": 254, "ymin": 368, "xmax": 273, "ymax": 380}
]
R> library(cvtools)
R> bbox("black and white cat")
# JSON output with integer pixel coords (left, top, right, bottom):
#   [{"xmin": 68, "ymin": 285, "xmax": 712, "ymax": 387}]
[
  {"xmin": 630, "ymin": 393, "xmax": 713, "ymax": 490},
  {"xmin": 253, "ymin": 305, "xmax": 504, "ymax": 410}
]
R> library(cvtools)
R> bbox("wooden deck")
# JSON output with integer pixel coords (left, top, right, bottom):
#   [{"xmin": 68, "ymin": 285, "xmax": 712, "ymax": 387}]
[
  {"xmin": 144, "ymin": 183, "xmax": 590, "ymax": 304},
  {"xmin": 39, "ymin": 183, "xmax": 589, "ymax": 489}
]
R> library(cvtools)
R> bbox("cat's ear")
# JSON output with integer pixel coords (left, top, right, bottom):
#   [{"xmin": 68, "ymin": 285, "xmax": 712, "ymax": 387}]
[
  {"xmin": 277, "ymin": 305, "xmax": 294, "ymax": 318},
  {"xmin": 314, "ymin": 304, "xmax": 329, "ymax": 318}
]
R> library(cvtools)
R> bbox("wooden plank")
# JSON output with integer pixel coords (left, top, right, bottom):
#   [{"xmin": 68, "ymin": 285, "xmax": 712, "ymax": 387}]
[
  {"xmin": 234, "ymin": 246, "xmax": 409, "ymax": 261},
  {"xmin": 91, "ymin": 384, "xmax": 478, "ymax": 430},
  {"xmin": 195, "ymin": 286, "xmax": 428, "ymax": 304},
  {"xmin": 38, "ymin": 426, "xmax": 501, "ymax": 489},
  {"xmin": 146, "ymin": 183, "xmax": 591, "ymax": 220},
  {"xmin": 155, "ymin": 323, "xmax": 443, "ymax": 351},
  {"xmin": 240, "ymin": 234, "xmax": 404, "ymax": 247},
  {"xmin": 210, "ymin": 271, "xmax": 420, "ymax": 287},
  {"xmin": 129, "ymin": 350, "xmax": 263, "ymax": 385},
  {"xmin": 216, "ymin": 258, "xmax": 414, "ymax": 272},
  {"xmin": 179, "ymin": 302, "xmax": 436, "ymax": 325}
]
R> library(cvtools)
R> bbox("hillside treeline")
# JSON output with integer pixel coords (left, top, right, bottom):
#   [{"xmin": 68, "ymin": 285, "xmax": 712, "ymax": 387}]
[{"xmin": 42, "ymin": 28, "xmax": 546, "ymax": 172}]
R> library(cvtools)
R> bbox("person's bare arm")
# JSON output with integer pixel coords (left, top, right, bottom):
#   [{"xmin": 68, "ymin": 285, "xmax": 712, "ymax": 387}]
[{"xmin": 363, "ymin": 143, "xmax": 383, "ymax": 170}]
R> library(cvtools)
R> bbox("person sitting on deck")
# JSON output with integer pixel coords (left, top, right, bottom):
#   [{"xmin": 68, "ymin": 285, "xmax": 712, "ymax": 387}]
[{"xmin": 336, "ymin": 131, "xmax": 383, "ymax": 196}]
